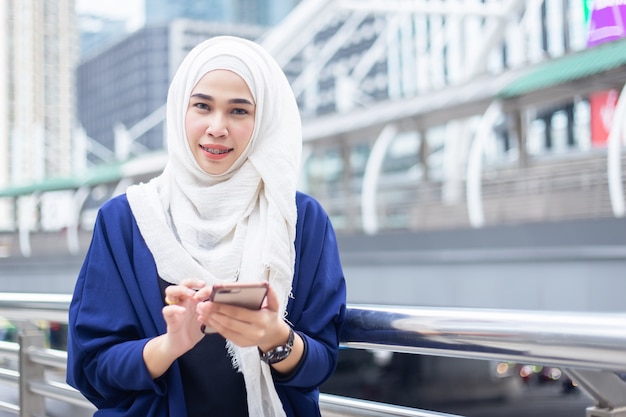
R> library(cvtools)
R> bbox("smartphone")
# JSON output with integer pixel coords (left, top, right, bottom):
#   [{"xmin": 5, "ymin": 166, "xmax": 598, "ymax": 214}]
[{"xmin": 209, "ymin": 281, "xmax": 269, "ymax": 310}]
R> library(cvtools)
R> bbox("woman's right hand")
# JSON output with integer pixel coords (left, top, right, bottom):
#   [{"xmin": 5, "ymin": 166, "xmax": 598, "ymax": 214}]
[
  {"xmin": 143, "ymin": 279, "xmax": 207, "ymax": 379},
  {"xmin": 162, "ymin": 279, "xmax": 207, "ymax": 353}
]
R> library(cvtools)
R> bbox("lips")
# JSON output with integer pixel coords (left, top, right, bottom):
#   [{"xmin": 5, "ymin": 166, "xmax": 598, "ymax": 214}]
[{"xmin": 200, "ymin": 144, "xmax": 232, "ymax": 155}]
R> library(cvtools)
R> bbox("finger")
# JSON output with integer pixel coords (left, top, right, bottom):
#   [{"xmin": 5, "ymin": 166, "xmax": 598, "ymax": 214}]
[
  {"xmin": 194, "ymin": 286, "xmax": 212, "ymax": 302},
  {"xmin": 195, "ymin": 296, "xmax": 218, "ymax": 317},
  {"xmin": 162, "ymin": 304, "xmax": 187, "ymax": 323},
  {"xmin": 165, "ymin": 284, "xmax": 200, "ymax": 305},
  {"xmin": 265, "ymin": 284, "xmax": 280, "ymax": 312},
  {"xmin": 198, "ymin": 302, "xmax": 252, "ymax": 329},
  {"xmin": 207, "ymin": 313, "xmax": 260, "ymax": 345}
]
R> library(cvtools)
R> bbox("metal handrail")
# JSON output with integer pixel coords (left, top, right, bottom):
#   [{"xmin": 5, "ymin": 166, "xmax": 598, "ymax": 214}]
[
  {"xmin": 342, "ymin": 305, "xmax": 626, "ymax": 372},
  {"xmin": 0, "ymin": 293, "xmax": 70, "ymax": 324},
  {"xmin": 0, "ymin": 294, "xmax": 624, "ymax": 416},
  {"xmin": 318, "ymin": 394, "xmax": 462, "ymax": 417},
  {"xmin": 2, "ymin": 294, "xmax": 625, "ymax": 372}
]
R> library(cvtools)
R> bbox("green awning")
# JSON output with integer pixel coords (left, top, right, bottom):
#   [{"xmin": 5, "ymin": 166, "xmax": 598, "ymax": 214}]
[
  {"xmin": 0, "ymin": 162, "xmax": 123, "ymax": 198},
  {"xmin": 0, "ymin": 177, "xmax": 80, "ymax": 198},
  {"xmin": 499, "ymin": 37, "xmax": 626, "ymax": 99}
]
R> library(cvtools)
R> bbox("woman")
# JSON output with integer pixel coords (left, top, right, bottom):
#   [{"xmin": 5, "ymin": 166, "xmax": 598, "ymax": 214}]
[{"xmin": 66, "ymin": 35, "xmax": 346, "ymax": 417}]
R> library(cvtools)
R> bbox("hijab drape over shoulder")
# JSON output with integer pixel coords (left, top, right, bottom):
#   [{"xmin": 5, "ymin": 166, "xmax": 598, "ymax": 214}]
[{"xmin": 126, "ymin": 36, "xmax": 302, "ymax": 417}]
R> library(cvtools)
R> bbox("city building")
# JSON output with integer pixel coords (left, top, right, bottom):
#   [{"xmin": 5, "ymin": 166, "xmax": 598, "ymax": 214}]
[
  {"xmin": 145, "ymin": 0, "xmax": 301, "ymax": 27},
  {"xmin": 78, "ymin": 14, "xmax": 128, "ymax": 59},
  {"xmin": 0, "ymin": 0, "xmax": 77, "ymax": 185},
  {"xmin": 0, "ymin": 0, "xmax": 78, "ymax": 229}
]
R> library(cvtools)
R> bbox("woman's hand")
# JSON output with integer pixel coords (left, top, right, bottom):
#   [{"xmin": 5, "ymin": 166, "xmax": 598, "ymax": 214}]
[
  {"xmin": 162, "ymin": 279, "xmax": 207, "ymax": 354},
  {"xmin": 143, "ymin": 279, "xmax": 207, "ymax": 379},
  {"xmin": 195, "ymin": 284, "xmax": 284, "ymax": 348},
  {"xmin": 195, "ymin": 284, "xmax": 304, "ymax": 374}
]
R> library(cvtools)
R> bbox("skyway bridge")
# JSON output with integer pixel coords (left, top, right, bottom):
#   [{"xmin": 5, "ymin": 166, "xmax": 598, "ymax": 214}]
[
  {"xmin": 3, "ymin": 0, "xmax": 626, "ymax": 245},
  {"xmin": 0, "ymin": 0, "xmax": 626, "ymax": 311}
]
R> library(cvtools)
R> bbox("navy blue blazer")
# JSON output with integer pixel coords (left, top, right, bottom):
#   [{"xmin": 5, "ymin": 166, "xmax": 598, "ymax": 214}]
[{"xmin": 67, "ymin": 192, "xmax": 346, "ymax": 417}]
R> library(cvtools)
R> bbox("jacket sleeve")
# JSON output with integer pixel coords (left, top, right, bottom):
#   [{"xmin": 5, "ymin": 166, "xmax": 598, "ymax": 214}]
[
  {"xmin": 66, "ymin": 197, "xmax": 166, "ymax": 409},
  {"xmin": 275, "ymin": 193, "xmax": 347, "ymax": 389}
]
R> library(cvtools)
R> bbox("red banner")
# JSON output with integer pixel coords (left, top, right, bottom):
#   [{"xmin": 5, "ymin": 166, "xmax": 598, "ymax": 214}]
[{"xmin": 589, "ymin": 89, "xmax": 619, "ymax": 147}]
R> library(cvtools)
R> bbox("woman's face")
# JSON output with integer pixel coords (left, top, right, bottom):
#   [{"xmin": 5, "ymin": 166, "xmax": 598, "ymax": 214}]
[{"xmin": 185, "ymin": 70, "xmax": 256, "ymax": 175}]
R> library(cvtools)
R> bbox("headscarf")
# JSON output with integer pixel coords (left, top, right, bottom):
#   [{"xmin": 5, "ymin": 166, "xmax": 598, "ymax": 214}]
[{"xmin": 126, "ymin": 35, "xmax": 302, "ymax": 417}]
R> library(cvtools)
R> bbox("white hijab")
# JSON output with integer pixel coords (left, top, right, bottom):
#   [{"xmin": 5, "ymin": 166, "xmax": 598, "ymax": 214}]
[{"xmin": 126, "ymin": 36, "xmax": 302, "ymax": 417}]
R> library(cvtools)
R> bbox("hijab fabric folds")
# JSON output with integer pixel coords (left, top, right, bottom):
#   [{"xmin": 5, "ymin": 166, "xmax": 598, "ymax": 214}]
[{"xmin": 126, "ymin": 36, "xmax": 302, "ymax": 417}]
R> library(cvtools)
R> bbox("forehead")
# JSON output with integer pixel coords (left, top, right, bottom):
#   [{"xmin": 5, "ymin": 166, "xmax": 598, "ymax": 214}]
[{"xmin": 192, "ymin": 70, "xmax": 253, "ymax": 98}]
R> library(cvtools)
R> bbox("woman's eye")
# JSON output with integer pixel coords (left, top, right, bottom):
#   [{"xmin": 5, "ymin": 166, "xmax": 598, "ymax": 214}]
[{"xmin": 232, "ymin": 108, "xmax": 251, "ymax": 115}]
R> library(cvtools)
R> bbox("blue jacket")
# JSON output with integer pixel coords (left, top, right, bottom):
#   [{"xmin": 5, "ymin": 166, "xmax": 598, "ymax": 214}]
[{"xmin": 67, "ymin": 192, "xmax": 346, "ymax": 417}]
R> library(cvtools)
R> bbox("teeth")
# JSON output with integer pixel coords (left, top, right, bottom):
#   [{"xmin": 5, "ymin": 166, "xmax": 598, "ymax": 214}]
[{"xmin": 201, "ymin": 145, "xmax": 230, "ymax": 155}]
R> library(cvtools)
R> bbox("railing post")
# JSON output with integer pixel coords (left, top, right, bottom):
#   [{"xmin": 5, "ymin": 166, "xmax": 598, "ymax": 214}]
[
  {"xmin": 553, "ymin": 368, "xmax": 626, "ymax": 417},
  {"xmin": 19, "ymin": 331, "xmax": 46, "ymax": 417}
]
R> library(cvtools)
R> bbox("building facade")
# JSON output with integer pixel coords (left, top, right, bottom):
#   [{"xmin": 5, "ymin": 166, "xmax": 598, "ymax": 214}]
[
  {"xmin": 0, "ymin": 0, "xmax": 77, "ymax": 186},
  {"xmin": 0, "ymin": 0, "xmax": 77, "ymax": 230},
  {"xmin": 145, "ymin": 0, "xmax": 301, "ymax": 27},
  {"xmin": 78, "ymin": 14, "xmax": 128, "ymax": 59}
]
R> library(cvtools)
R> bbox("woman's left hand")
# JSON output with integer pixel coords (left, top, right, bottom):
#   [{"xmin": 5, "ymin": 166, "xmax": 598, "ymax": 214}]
[{"xmin": 195, "ymin": 284, "xmax": 291, "ymax": 351}]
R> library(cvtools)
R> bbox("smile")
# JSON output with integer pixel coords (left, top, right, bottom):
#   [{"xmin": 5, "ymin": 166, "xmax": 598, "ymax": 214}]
[{"xmin": 200, "ymin": 145, "xmax": 231, "ymax": 155}]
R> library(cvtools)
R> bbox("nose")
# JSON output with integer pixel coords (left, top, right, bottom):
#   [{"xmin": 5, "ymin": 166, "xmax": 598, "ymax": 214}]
[{"xmin": 205, "ymin": 114, "xmax": 228, "ymax": 137}]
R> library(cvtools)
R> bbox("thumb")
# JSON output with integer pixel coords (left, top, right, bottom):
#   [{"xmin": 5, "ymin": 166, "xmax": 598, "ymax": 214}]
[{"xmin": 265, "ymin": 284, "xmax": 281, "ymax": 312}]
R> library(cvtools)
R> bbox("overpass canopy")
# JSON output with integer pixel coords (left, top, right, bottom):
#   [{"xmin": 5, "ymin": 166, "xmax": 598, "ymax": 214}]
[
  {"xmin": 0, "ymin": 163, "xmax": 123, "ymax": 198},
  {"xmin": 500, "ymin": 37, "xmax": 626, "ymax": 99}
]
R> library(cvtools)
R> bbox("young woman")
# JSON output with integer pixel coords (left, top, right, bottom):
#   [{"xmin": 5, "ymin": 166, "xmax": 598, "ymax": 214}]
[{"xmin": 66, "ymin": 36, "xmax": 347, "ymax": 417}]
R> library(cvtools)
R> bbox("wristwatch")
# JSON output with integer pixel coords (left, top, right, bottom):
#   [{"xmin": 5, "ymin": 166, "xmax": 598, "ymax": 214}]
[{"xmin": 259, "ymin": 327, "xmax": 294, "ymax": 364}]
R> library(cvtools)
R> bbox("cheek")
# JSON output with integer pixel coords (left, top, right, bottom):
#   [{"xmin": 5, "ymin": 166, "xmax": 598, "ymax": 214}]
[
  {"xmin": 232, "ymin": 121, "xmax": 255, "ymax": 145},
  {"xmin": 185, "ymin": 117, "xmax": 208, "ymax": 147}
]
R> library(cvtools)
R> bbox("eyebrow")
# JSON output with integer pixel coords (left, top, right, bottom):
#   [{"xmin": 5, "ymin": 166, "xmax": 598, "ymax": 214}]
[{"xmin": 190, "ymin": 93, "xmax": 254, "ymax": 106}]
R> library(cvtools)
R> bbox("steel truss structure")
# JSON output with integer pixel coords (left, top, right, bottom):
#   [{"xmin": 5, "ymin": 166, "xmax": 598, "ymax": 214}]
[
  {"xmin": 2, "ymin": 0, "xmax": 626, "ymax": 255},
  {"xmin": 260, "ymin": 0, "xmax": 626, "ymax": 233}
]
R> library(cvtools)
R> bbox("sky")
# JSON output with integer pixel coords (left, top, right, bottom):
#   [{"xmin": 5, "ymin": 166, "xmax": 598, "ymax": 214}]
[{"xmin": 75, "ymin": 0, "xmax": 145, "ymax": 30}]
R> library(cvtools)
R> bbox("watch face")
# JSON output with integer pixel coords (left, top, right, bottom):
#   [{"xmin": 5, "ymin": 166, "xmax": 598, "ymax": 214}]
[
  {"xmin": 265, "ymin": 345, "xmax": 292, "ymax": 364},
  {"xmin": 260, "ymin": 328, "xmax": 294, "ymax": 364}
]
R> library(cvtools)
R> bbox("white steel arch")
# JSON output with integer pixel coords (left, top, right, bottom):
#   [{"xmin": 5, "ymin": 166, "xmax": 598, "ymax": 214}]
[
  {"xmin": 607, "ymin": 83, "xmax": 626, "ymax": 218},
  {"xmin": 26, "ymin": 0, "xmax": 615, "ymax": 243}
]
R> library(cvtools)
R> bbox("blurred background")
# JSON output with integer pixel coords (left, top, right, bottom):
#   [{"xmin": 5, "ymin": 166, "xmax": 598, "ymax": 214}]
[{"xmin": 1, "ymin": 0, "xmax": 626, "ymax": 415}]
